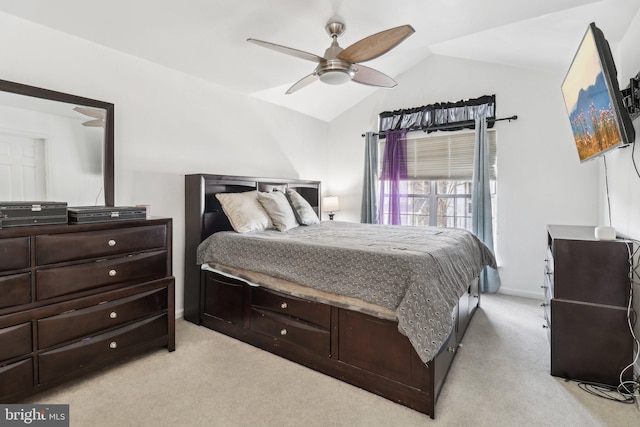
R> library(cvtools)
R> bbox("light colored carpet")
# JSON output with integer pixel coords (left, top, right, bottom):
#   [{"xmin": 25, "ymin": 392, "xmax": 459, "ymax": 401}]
[{"xmin": 26, "ymin": 294, "xmax": 639, "ymax": 426}]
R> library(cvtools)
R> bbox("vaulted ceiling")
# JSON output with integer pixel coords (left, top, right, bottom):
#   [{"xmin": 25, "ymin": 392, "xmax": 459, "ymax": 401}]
[{"xmin": 0, "ymin": 0, "xmax": 638, "ymax": 121}]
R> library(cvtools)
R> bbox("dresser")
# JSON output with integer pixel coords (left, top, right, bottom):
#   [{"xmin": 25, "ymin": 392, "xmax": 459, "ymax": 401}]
[
  {"xmin": 0, "ymin": 218, "xmax": 175, "ymax": 402},
  {"xmin": 543, "ymin": 225, "xmax": 633, "ymax": 386}
]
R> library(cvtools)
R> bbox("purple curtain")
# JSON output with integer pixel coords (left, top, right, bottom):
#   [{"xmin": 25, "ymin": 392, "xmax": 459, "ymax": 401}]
[{"xmin": 378, "ymin": 129, "xmax": 408, "ymax": 225}]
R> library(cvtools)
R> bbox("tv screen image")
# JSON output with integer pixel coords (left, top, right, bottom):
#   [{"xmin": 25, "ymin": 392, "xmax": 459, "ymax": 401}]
[{"xmin": 562, "ymin": 22, "xmax": 635, "ymax": 162}]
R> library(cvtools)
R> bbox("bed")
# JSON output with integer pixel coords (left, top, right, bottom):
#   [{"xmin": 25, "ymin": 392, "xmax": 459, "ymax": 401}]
[{"xmin": 183, "ymin": 173, "xmax": 496, "ymax": 418}]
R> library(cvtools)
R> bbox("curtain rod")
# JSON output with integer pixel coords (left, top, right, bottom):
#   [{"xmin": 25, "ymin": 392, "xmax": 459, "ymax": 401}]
[{"xmin": 361, "ymin": 115, "xmax": 518, "ymax": 137}]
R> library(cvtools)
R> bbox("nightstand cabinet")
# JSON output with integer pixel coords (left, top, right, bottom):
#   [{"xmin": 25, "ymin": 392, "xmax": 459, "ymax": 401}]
[
  {"xmin": 0, "ymin": 218, "xmax": 175, "ymax": 402},
  {"xmin": 545, "ymin": 225, "xmax": 633, "ymax": 386}
]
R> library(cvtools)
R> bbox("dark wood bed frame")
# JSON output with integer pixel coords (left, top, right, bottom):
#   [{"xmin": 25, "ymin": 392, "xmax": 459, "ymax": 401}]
[{"xmin": 183, "ymin": 173, "xmax": 480, "ymax": 418}]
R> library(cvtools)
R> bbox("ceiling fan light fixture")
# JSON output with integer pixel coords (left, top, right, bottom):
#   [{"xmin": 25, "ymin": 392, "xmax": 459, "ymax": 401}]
[
  {"xmin": 248, "ymin": 22, "xmax": 414, "ymax": 93},
  {"xmin": 318, "ymin": 69, "xmax": 353, "ymax": 85}
]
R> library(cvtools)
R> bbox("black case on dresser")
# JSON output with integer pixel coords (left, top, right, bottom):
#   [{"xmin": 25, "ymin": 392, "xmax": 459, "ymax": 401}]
[
  {"xmin": 0, "ymin": 202, "xmax": 68, "ymax": 228},
  {"xmin": 0, "ymin": 218, "xmax": 175, "ymax": 402},
  {"xmin": 543, "ymin": 225, "xmax": 633, "ymax": 386}
]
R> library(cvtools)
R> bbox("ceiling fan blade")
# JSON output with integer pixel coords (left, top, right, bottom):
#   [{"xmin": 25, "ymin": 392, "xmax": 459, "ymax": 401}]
[
  {"xmin": 73, "ymin": 106, "xmax": 105, "ymax": 119},
  {"xmin": 286, "ymin": 73, "xmax": 319, "ymax": 94},
  {"xmin": 352, "ymin": 64, "xmax": 397, "ymax": 88},
  {"xmin": 337, "ymin": 24, "xmax": 415, "ymax": 63},
  {"xmin": 247, "ymin": 38, "xmax": 323, "ymax": 63},
  {"xmin": 82, "ymin": 119, "xmax": 105, "ymax": 127}
]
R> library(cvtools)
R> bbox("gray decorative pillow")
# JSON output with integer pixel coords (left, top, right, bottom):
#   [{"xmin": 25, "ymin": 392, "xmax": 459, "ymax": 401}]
[
  {"xmin": 286, "ymin": 188, "xmax": 320, "ymax": 225},
  {"xmin": 257, "ymin": 190, "xmax": 299, "ymax": 232},
  {"xmin": 215, "ymin": 191, "xmax": 273, "ymax": 233}
]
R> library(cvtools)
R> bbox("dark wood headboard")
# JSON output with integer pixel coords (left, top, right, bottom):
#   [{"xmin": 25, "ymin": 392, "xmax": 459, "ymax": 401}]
[{"xmin": 183, "ymin": 174, "xmax": 321, "ymax": 323}]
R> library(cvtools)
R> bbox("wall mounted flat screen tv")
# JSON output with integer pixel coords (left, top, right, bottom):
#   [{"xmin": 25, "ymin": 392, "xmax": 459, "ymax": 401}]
[{"xmin": 561, "ymin": 22, "xmax": 635, "ymax": 162}]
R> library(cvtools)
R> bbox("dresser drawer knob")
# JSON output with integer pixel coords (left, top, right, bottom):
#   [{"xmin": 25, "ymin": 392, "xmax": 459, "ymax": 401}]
[
  {"xmin": 447, "ymin": 346, "xmax": 455, "ymax": 353},
  {"xmin": 109, "ymin": 341, "xmax": 118, "ymax": 349},
  {"xmin": 108, "ymin": 239, "xmax": 117, "ymax": 247},
  {"xmin": 109, "ymin": 269, "xmax": 117, "ymax": 277},
  {"xmin": 280, "ymin": 329, "xmax": 287, "ymax": 336},
  {"xmin": 280, "ymin": 302, "xmax": 288, "ymax": 309},
  {"xmin": 110, "ymin": 311, "xmax": 118, "ymax": 319}
]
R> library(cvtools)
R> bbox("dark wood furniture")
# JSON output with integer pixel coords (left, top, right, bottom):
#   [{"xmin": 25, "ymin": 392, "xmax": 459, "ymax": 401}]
[
  {"xmin": 184, "ymin": 173, "xmax": 481, "ymax": 418},
  {"xmin": 0, "ymin": 218, "xmax": 175, "ymax": 402},
  {"xmin": 543, "ymin": 225, "xmax": 633, "ymax": 386}
]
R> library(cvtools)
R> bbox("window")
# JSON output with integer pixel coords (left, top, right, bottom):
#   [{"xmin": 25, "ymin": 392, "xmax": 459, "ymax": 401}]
[{"xmin": 378, "ymin": 130, "xmax": 497, "ymax": 231}]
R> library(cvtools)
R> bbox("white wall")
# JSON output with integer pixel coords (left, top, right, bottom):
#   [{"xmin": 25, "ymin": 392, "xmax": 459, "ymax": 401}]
[
  {"xmin": 0, "ymin": 12, "xmax": 329, "ymax": 317},
  {"xmin": 328, "ymin": 54, "xmax": 600, "ymax": 299}
]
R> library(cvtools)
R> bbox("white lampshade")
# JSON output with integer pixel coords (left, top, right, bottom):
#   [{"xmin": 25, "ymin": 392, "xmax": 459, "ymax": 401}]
[{"xmin": 323, "ymin": 196, "xmax": 340, "ymax": 213}]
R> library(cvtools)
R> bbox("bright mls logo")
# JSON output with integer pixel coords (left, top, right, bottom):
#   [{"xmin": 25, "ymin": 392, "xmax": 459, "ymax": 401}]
[{"xmin": 0, "ymin": 405, "xmax": 69, "ymax": 426}]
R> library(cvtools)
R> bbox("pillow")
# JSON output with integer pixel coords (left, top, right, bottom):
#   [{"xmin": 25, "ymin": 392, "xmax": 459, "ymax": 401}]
[
  {"xmin": 286, "ymin": 188, "xmax": 320, "ymax": 225},
  {"xmin": 215, "ymin": 191, "xmax": 273, "ymax": 233},
  {"xmin": 257, "ymin": 190, "xmax": 299, "ymax": 232}
]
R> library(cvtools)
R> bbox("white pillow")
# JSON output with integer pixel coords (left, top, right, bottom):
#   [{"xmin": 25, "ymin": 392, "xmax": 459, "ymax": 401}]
[
  {"xmin": 215, "ymin": 191, "xmax": 273, "ymax": 233},
  {"xmin": 286, "ymin": 188, "xmax": 320, "ymax": 225},
  {"xmin": 257, "ymin": 190, "xmax": 299, "ymax": 232}
]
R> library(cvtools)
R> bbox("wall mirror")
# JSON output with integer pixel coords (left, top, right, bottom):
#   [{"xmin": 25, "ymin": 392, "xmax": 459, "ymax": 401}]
[{"xmin": 0, "ymin": 79, "xmax": 114, "ymax": 206}]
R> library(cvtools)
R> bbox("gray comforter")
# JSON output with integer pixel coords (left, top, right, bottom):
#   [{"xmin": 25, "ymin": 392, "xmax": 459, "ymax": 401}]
[{"xmin": 197, "ymin": 221, "xmax": 497, "ymax": 363}]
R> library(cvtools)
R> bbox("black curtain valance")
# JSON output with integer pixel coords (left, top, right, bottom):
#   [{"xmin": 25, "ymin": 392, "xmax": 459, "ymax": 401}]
[{"xmin": 378, "ymin": 94, "xmax": 496, "ymax": 138}]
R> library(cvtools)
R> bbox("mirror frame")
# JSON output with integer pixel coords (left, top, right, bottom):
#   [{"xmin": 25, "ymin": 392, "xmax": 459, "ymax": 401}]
[{"xmin": 0, "ymin": 78, "xmax": 114, "ymax": 206}]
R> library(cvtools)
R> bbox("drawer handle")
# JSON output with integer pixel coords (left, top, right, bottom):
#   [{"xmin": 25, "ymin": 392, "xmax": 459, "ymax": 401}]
[
  {"xmin": 280, "ymin": 302, "xmax": 288, "ymax": 309},
  {"xmin": 540, "ymin": 303, "xmax": 548, "ymax": 307},
  {"xmin": 280, "ymin": 329, "xmax": 287, "ymax": 336},
  {"xmin": 110, "ymin": 311, "xmax": 118, "ymax": 319},
  {"xmin": 108, "ymin": 239, "xmax": 117, "ymax": 247},
  {"xmin": 109, "ymin": 341, "xmax": 118, "ymax": 349},
  {"xmin": 447, "ymin": 346, "xmax": 456, "ymax": 353},
  {"xmin": 109, "ymin": 269, "xmax": 117, "ymax": 277}
]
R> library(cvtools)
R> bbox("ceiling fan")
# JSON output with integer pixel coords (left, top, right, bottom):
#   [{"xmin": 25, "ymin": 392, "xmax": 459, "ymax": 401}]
[
  {"xmin": 247, "ymin": 22, "xmax": 415, "ymax": 94},
  {"xmin": 73, "ymin": 106, "xmax": 105, "ymax": 127}
]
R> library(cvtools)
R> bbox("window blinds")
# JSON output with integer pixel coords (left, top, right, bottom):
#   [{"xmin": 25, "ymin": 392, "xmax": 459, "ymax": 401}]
[{"xmin": 379, "ymin": 130, "xmax": 497, "ymax": 180}]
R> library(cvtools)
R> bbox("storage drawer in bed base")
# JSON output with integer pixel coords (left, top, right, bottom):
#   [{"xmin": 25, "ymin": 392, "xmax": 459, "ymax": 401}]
[
  {"xmin": 197, "ymin": 271, "xmax": 481, "ymax": 419},
  {"xmin": 250, "ymin": 308, "xmax": 330, "ymax": 356},
  {"xmin": 202, "ymin": 302, "xmax": 437, "ymax": 416}
]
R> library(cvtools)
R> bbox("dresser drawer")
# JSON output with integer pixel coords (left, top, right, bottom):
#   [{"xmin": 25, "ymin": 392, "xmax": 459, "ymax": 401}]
[
  {"xmin": 36, "ymin": 251, "xmax": 167, "ymax": 300},
  {"xmin": 39, "ymin": 314, "xmax": 167, "ymax": 384},
  {"xmin": 38, "ymin": 287, "xmax": 168, "ymax": 348},
  {"xmin": 251, "ymin": 287, "xmax": 330, "ymax": 329},
  {"xmin": 35, "ymin": 225, "xmax": 167, "ymax": 265},
  {"xmin": 251, "ymin": 309, "xmax": 330, "ymax": 356},
  {"xmin": 0, "ymin": 323, "xmax": 32, "ymax": 362},
  {"xmin": 0, "ymin": 273, "xmax": 31, "ymax": 309},
  {"xmin": 0, "ymin": 358, "xmax": 33, "ymax": 398},
  {"xmin": 0, "ymin": 237, "xmax": 30, "ymax": 271}
]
